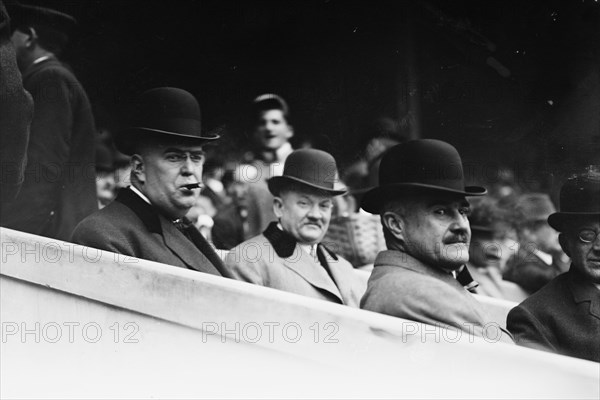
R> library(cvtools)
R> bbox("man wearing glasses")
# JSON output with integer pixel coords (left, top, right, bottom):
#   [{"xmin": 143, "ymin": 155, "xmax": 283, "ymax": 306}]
[
  {"xmin": 507, "ymin": 170, "xmax": 600, "ymax": 362},
  {"xmin": 72, "ymin": 88, "xmax": 232, "ymax": 278}
]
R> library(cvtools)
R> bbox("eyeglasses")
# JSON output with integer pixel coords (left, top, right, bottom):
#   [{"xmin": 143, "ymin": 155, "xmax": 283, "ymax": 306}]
[{"xmin": 578, "ymin": 229, "xmax": 599, "ymax": 244}]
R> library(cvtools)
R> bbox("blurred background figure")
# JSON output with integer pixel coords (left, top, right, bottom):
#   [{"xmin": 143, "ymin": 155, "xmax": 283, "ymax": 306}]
[
  {"xmin": 1, "ymin": 3, "xmax": 97, "ymax": 240},
  {"xmin": 212, "ymin": 93, "xmax": 295, "ymax": 248},
  {"xmin": 503, "ymin": 193, "xmax": 569, "ymax": 295},
  {"xmin": 343, "ymin": 117, "xmax": 406, "ymax": 208},
  {"xmin": 0, "ymin": 0, "xmax": 33, "ymax": 203},
  {"xmin": 211, "ymin": 166, "xmax": 252, "ymax": 249},
  {"xmin": 467, "ymin": 197, "xmax": 528, "ymax": 302},
  {"xmin": 94, "ymin": 142, "xmax": 116, "ymax": 209},
  {"xmin": 186, "ymin": 194, "xmax": 217, "ymax": 241}
]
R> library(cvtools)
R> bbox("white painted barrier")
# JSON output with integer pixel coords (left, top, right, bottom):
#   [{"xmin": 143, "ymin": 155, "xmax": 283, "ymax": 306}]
[{"xmin": 1, "ymin": 228, "xmax": 598, "ymax": 399}]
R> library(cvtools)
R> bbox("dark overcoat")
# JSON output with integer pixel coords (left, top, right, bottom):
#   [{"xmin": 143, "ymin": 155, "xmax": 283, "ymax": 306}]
[
  {"xmin": 72, "ymin": 188, "xmax": 230, "ymax": 277},
  {"xmin": 507, "ymin": 268, "xmax": 600, "ymax": 362},
  {"xmin": 1, "ymin": 56, "xmax": 97, "ymax": 240}
]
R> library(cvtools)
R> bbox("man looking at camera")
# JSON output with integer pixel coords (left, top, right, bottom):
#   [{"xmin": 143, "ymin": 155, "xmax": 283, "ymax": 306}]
[
  {"xmin": 72, "ymin": 87, "xmax": 231, "ymax": 277},
  {"xmin": 360, "ymin": 140, "xmax": 513, "ymax": 342}
]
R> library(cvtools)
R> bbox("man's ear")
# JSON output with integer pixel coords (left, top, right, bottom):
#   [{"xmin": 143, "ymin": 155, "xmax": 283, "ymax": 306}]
[
  {"xmin": 382, "ymin": 211, "xmax": 405, "ymax": 242},
  {"xmin": 558, "ymin": 233, "xmax": 571, "ymax": 257},
  {"xmin": 131, "ymin": 154, "xmax": 145, "ymax": 184},
  {"xmin": 273, "ymin": 196, "xmax": 284, "ymax": 219},
  {"xmin": 20, "ymin": 27, "xmax": 37, "ymax": 47}
]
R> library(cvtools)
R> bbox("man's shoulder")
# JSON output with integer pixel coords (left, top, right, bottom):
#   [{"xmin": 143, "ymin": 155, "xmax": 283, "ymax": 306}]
[
  {"xmin": 515, "ymin": 272, "xmax": 571, "ymax": 311},
  {"xmin": 73, "ymin": 201, "xmax": 139, "ymax": 236}
]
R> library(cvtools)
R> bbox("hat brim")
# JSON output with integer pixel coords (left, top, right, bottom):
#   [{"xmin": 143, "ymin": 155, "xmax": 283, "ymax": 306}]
[
  {"xmin": 361, "ymin": 183, "xmax": 487, "ymax": 214},
  {"xmin": 116, "ymin": 127, "xmax": 219, "ymax": 155},
  {"xmin": 268, "ymin": 176, "xmax": 347, "ymax": 196},
  {"xmin": 547, "ymin": 212, "xmax": 600, "ymax": 231}
]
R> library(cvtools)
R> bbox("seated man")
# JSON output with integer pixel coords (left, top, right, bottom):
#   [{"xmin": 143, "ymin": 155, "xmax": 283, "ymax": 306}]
[
  {"xmin": 72, "ymin": 87, "xmax": 231, "ymax": 278},
  {"xmin": 467, "ymin": 197, "xmax": 528, "ymax": 302},
  {"xmin": 360, "ymin": 140, "xmax": 512, "ymax": 342},
  {"xmin": 503, "ymin": 193, "xmax": 568, "ymax": 294},
  {"xmin": 507, "ymin": 170, "xmax": 600, "ymax": 362},
  {"xmin": 226, "ymin": 149, "xmax": 364, "ymax": 307}
]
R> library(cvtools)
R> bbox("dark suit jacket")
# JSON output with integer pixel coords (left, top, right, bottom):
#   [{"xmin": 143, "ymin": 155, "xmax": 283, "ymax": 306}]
[
  {"xmin": 1, "ymin": 56, "xmax": 97, "ymax": 240},
  {"xmin": 0, "ymin": 1, "xmax": 33, "ymax": 201},
  {"xmin": 361, "ymin": 250, "xmax": 513, "ymax": 343},
  {"xmin": 72, "ymin": 188, "xmax": 231, "ymax": 277},
  {"xmin": 507, "ymin": 268, "xmax": 600, "ymax": 362}
]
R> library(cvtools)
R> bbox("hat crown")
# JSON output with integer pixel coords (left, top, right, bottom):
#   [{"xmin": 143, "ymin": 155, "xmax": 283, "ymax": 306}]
[
  {"xmin": 378, "ymin": 139, "xmax": 466, "ymax": 191},
  {"xmin": 131, "ymin": 87, "xmax": 201, "ymax": 134},
  {"xmin": 282, "ymin": 149, "xmax": 339, "ymax": 189},
  {"xmin": 559, "ymin": 171, "xmax": 600, "ymax": 213}
]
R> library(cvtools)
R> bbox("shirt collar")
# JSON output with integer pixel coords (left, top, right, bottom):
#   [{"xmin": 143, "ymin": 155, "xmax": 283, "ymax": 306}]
[
  {"xmin": 534, "ymin": 249, "xmax": 553, "ymax": 265},
  {"xmin": 32, "ymin": 55, "xmax": 52, "ymax": 65},
  {"xmin": 129, "ymin": 185, "xmax": 151, "ymax": 205}
]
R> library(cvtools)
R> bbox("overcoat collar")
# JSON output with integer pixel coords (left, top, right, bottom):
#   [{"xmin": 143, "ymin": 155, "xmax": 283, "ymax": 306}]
[
  {"xmin": 568, "ymin": 267, "xmax": 600, "ymax": 320},
  {"xmin": 374, "ymin": 250, "xmax": 465, "ymax": 290},
  {"xmin": 116, "ymin": 188, "xmax": 162, "ymax": 233},
  {"xmin": 263, "ymin": 222, "xmax": 343, "ymax": 302}
]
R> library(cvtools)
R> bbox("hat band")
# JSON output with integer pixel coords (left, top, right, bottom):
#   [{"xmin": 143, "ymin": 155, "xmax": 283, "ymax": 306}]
[{"xmin": 134, "ymin": 117, "xmax": 202, "ymax": 137}]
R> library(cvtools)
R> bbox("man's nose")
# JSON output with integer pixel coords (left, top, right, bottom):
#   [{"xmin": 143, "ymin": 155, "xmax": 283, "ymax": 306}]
[
  {"xmin": 307, "ymin": 204, "xmax": 323, "ymax": 219},
  {"xmin": 181, "ymin": 156, "xmax": 198, "ymax": 175},
  {"xmin": 449, "ymin": 212, "xmax": 469, "ymax": 233}
]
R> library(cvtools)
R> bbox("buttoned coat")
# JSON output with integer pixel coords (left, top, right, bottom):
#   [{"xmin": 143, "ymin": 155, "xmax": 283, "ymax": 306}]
[
  {"xmin": 225, "ymin": 223, "xmax": 364, "ymax": 307},
  {"xmin": 71, "ymin": 188, "xmax": 230, "ymax": 277},
  {"xmin": 1, "ymin": 56, "xmax": 97, "ymax": 240},
  {"xmin": 361, "ymin": 250, "xmax": 514, "ymax": 343},
  {"xmin": 507, "ymin": 268, "xmax": 600, "ymax": 362}
]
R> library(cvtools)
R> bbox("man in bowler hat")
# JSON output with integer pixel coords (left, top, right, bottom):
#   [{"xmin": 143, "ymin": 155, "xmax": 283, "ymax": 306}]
[
  {"xmin": 2, "ymin": 3, "xmax": 97, "ymax": 240},
  {"xmin": 72, "ymin": 87, "xmax": 232, "ymax": 278},
  {"xmin": 507, "ymin": 170, "xmax": 600, "ymax": 362},
  {"xmin": 225, "ymin": 149, "xmax": 364, "ymax": 306},
  {"xmin": 360, "ymin": 139, "xmax": 512, "ymax": 342}
]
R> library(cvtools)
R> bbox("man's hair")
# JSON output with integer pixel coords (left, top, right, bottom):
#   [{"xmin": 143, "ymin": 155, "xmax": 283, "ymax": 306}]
[
  {"xmin": 380, "ymin": 198, "xmax": 412, "ymax": 247},
  {"xmin": 252, "ymin": 94, "xmax": 291, "ymax": 124}
]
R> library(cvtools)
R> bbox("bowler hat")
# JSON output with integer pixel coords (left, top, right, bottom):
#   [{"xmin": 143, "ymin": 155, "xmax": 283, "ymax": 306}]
[
  {"xmin": 547, "ymin": 170, "xmax": 600, "ymax": 231},
  {"xmin": 268, "ymin": 149, "xmax": 347, "ymax": 196},
  {"xmin": 361, "ymin": 139, "xmax": 486, "ymax": 214},
  {"xmin": 9, "ymin": 3, "xmax": 76, "ymax": 32},
  {"xmin": 116, "ymin": 87, "xmax": 218, "ymax": 155},
  {"xmin": 253, "ymin": 93, "xmax": 290, "ymax": 117},
  {"xmin": 515, "ymin": 193, "xmax": 556, "ymax": 224}
]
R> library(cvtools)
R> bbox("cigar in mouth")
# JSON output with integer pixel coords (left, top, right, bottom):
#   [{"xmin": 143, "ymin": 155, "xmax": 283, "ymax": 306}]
[{"xmin": 181, "ymin": 183, "xmax": 203, "ymax": 190}]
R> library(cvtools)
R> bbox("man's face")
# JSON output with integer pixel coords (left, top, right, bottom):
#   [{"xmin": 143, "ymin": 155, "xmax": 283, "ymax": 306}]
[
  {"xmin": 469, "ymin": 225, "xmax": 518, "ymax": 270},
  {"xmin": 274, "ymin": 189, "xmax": 333, "ymax": 245},
  {"xmin": 254, "ymin": 109, "xmax": 293, "ymax": 151},
  {"xmin": 561, "ymin": 219, "xmax": 600, "ymax": 284},
  {"xmin": 401, "ymin": 193, "xmax": 472, "ymax": 271},
  {"xmin": 531, "ymin": 222, "xmax": 562, "ymax": 254},
  {"xmin": 136, "ymin": 143, "xmax": 205, "ymax": 219}
]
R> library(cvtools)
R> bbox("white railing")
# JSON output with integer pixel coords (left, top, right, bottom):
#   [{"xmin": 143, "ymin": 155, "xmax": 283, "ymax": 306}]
[{"xmin": 1, "ymin": 228, "xmax": 598, "ymax": 399}]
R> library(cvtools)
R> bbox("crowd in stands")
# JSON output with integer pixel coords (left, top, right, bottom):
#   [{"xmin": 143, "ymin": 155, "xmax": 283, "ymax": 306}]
[{"xmin": 1, "ymin": 2, "xmax": 598, "ymax": 365}]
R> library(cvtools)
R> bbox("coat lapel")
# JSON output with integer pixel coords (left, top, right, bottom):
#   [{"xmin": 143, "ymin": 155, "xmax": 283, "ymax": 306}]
[
  {"xmin": 281, "ymin": 246, "xmax": 344, "ymax": 303},
  {"xmin": 569, "ymin": 269, "xmax": 600, "ymax": 320},
  {"xmin": 160, "ymin": 217, "xmax": 220, "ymax": 274},
  {"xmin": 318, "ymin": 245, "xmax": 358, "ymax": 306}
]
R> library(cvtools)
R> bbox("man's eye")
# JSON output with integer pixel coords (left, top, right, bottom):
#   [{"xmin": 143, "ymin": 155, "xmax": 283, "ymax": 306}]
[
  {"xmin": 190, "ymin": 154, "xmax": 204, "ymax": 162},
  {"xmin": 166, "ymin": 154, "xmax": 183, "ymax": 162},
  {"xmin": 460, "ymin": 207, "xmax": 472, "ymax": 216},
  {"xmin": 434, "ymin": 208, "xmax": 446, "ymax": 215},
  {"xmin": 298, "ymin": 201, "xmax": 308, "ymax": 206}
]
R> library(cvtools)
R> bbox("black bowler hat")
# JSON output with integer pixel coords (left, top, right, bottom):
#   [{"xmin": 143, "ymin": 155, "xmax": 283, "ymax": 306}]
[
  {"xmin": 9, "ymin": 3, "xmax": 77, "ymax": 32},
  {"xmin": 548, "ymin": 170, "xmax": 600, "ymax": 231},
  {"xmin": 361, "ymin": 139, "xmax": 486, "ymax": 214},
  {"xmin": 268, "ymin": 149, "xmax": 347, "ymax": 196},
  {"xmin": 116, "ymin": 87, "xmax": 219, "ymax": 155}
]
